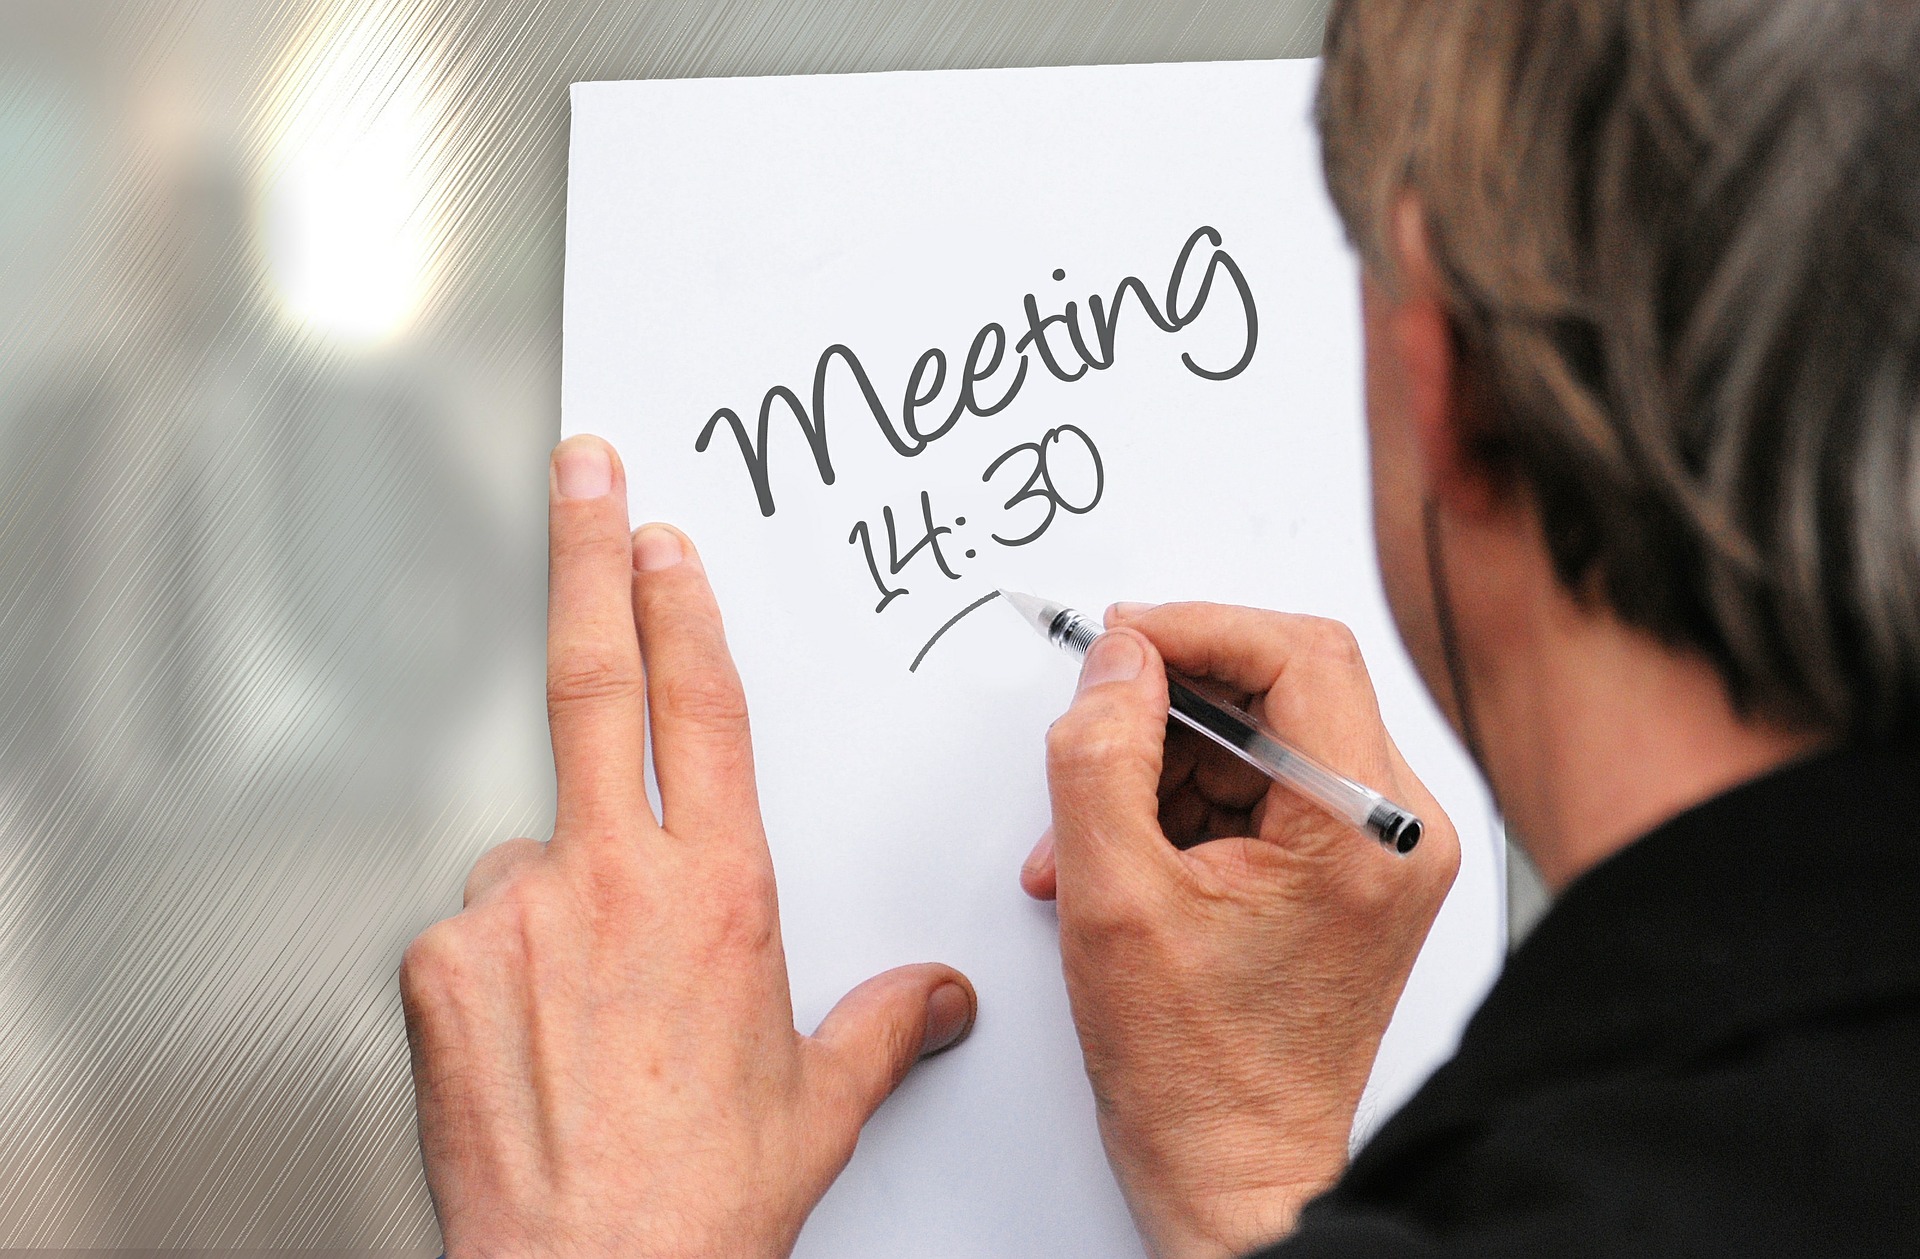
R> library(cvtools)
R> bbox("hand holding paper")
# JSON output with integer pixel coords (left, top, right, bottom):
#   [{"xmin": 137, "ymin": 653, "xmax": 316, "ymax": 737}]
[
  {"xmin": 399, "ymin": 436, "xmax": 976, "ymax": 1259},
  {"xmin": 1032, "ymin": 604, "xmax": 1459, "ymax": 1258}
]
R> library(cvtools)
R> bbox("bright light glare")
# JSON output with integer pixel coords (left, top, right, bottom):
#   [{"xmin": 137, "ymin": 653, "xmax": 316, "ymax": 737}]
[
  {"xmin": 259, "ymin": 13, "xmax": 443, "ymax": 346},
  {"xmin": 266, "ymin": 128, "xmax": 428, "ymax": 343}
]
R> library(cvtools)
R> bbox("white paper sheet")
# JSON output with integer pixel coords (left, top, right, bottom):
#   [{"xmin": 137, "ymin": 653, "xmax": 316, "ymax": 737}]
[{"xmin": 561, "ymin": 58, "xmax": 1504, "ymax": 1258}]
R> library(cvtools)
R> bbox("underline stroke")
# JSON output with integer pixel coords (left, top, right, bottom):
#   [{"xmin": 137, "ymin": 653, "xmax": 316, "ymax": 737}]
[{"xmin": 908, "ymin": 590, "xmax": 1003, "ymax": 674}]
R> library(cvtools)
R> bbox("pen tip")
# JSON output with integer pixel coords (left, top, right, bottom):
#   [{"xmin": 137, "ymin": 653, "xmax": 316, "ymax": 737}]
[{"xmin": 998, "ymin": 589, "xmax": 1058, "ymax": 636}]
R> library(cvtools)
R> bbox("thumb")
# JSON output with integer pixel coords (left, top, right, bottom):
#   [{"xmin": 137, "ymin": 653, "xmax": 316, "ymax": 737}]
[
  {"xmin": 1045, "ymin": 628, "xmax": 1173, "ymax": 891},
  {"xmin": 809, "ymin": 963, "xmax": 976, "ymax": 1120}
]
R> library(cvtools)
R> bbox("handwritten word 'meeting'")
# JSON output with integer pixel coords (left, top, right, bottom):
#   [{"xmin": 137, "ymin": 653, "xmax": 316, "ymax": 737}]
[{"xmin": 696, "ymin": 225, "xmax": 1258, "ymax": 518}]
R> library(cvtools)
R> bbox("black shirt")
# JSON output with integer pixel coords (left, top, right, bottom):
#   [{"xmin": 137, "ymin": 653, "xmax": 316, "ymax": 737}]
[{"xmin": 1263, "ymin": 737, "xmax": 1920, "ymax": 1257}]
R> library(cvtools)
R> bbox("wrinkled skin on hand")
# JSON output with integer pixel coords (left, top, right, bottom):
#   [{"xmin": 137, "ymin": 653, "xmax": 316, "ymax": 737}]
[
  {"xmin": 400, "ymin": 436, "xmax": 975, "ymax": 1259},
  {"xmin": 1024, "ymin": 602, "xmax": 1459, "ymax": 1259}
]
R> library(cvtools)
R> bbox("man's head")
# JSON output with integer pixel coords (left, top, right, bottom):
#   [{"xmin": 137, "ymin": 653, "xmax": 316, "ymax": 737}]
[{"xmin": 1319, "ymin": 0, "xmax": 1920, "ymax": 743}]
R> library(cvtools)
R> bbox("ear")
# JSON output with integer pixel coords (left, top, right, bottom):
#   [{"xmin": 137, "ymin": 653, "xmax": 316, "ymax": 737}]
[{"xmin": 1380, "ymin": 197, "xmax": 1504, "ymax": 520}]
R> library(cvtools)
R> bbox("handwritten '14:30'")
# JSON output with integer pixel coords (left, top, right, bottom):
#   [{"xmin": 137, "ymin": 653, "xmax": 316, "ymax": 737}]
[{"xmin": 848, "ymin": 424, "xmax": 1104, "ymax": 613}]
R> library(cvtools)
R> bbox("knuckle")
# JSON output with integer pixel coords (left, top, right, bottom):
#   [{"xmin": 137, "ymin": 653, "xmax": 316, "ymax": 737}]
[
  {"xmin": 1059, "ymin": 877, "xmax": 1163, "ymax": 950},
  {"xmin": 1300, "ymin": 615, "xmax": 1366, "ymax": 668},
  {"xmin": 1335, "ymin": 868, "xmax": 1402, "ymax": 921},
  {"xmin": 826, "ymin": 999, "xmax": 925, "ymax": 1117},
  {"xmin": 691, "ymin": 852, "xmax": 779, "ymax": 958},
  {"xmin": 485, "ymin": 859, "xmax": 563, "ymax": 915},
  {"xmin": 1047, "ymin": 713, "xmax": 1155, "ymax": 782},
  {"xmin": 875, "ymin": 1012, "xmax": 922, "ymax": 1088},
  {"xmin": 702, "ymin": 884, "xmax": 778, "ymax": 960},
  {"xmin": 547, "ymin": 644, "xmax": 642, "ymax": 710},
  {"xmin": 400, "ymin": 888, "xmax": 584, "ymax": 1029},
  {"xmin": 549, "ymin": 523, "xmax": 626, "ymax": 571},
  {"xmin": 1334, "ymin": 851, "xmax": 1445, "ymax": 927},
  {"xmin": 399, "ymin": 920, "xmax": 466, "ymax": 1006},
  {"xmin": 1422, "ymin": 825, "xmax": 1463, "ymax": 894},
  {"xmin": 574, "ymin": 843, "xmax": 649, "ymax": 918},
  {"xmin": 466, "ymin": 883, "xmax": 576, "ymax": 976},
  {"xmin": 654, "ymin": 668, "xmax": 750, "ymax": 735},
  {"xmin": 463, "ymin": 837, "xmax": 543, "ymax": 903},
  {"xmin": 1044, "ymin": 709, "xmax": 1094, "ymax": 763}
]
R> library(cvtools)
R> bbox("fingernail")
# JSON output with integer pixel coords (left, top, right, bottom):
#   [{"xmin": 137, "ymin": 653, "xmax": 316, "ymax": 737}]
[
  {"xmin": 632, "ymin": 525, "xmax": 685, "ymax": 572},
  {"xmin": 920, "ymin": 982, "xmax": 974, "ymax": 1057},
  {"xmin": 1022, "ymin": 828, "xmax": 1054, "ymax": 876},
  {"xmin": 1077, "ymin": 631, "xmax": 1144, "ymax": 691},
  {"xmin": 553, "ymin": 437, "xmax": 614, "ymax": 500},
  {"xmin": 1107, "ymin": 601, "xmax": 1155, "ymax": 622}
]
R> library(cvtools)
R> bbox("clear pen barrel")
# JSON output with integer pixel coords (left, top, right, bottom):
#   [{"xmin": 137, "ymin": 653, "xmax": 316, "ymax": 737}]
[
  {"xmin": 1232, "ymin": 727, "xmax": 1378, "ymax": 830},
  {"xmin": 1166, "ymin": 675, "xmax": 1424, "ymax": 853}
]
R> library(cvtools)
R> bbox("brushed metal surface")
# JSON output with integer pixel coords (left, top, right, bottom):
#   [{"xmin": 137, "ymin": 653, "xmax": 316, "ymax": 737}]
[{"xmin": 0, "ymin": 0, "xmax": 1332, "ymax": 1248}]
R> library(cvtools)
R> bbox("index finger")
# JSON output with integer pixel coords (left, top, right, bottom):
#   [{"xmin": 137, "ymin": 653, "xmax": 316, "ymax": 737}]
[
  {"xmin": 545, "ymin": 436, "xmax": 654, "ymax": 846},
  {"xmin": 1107, "ymin": 603, "xmax": 1377, "ymax": 707}
]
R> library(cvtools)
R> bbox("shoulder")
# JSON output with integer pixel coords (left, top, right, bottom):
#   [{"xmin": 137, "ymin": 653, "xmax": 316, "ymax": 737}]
[
  {"xmin": 1247, "ymin": 740, "xmax": 1920, "ymax": 1258},
  {"xmin": 1254, "ymin": 998, "xmax": 1920, "ymax": 1259}
]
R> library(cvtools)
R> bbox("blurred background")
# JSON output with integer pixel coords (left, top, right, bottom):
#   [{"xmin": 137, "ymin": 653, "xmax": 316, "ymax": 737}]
[{"xmin": 0, "ymin": 0, "xmax": 1361, "ymax": 1249}]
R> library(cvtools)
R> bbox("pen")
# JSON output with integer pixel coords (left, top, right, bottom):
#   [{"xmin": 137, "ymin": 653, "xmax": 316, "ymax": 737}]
[{"xmin": 1000, "ymin": 590, "xmax": 1423, "ymax": 854}]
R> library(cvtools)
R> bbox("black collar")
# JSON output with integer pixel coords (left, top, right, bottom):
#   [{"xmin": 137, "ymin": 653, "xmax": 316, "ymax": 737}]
[{"xmin": 1403, "ymin": 736, "xmax": 1920, "ymax": 1122}]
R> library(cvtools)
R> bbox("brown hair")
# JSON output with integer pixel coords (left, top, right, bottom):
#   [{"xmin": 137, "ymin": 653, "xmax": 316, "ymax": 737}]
[{"xmin": 1318, "ymin": 0, "xmax": 1920, "ymax": 736}]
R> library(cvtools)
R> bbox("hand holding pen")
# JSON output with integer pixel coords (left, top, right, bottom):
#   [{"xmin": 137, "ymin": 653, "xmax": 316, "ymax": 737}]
[
  {"xmin": 1020, "ymin": 599, "xmax": 1460, "ymax": 1256},
  {"xmin": 1004, "ymin": 591, "xmax": 1423, "ymax": 853}
]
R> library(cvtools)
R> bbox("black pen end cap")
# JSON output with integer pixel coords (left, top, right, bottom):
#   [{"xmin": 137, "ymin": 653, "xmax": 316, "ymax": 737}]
[{"xmin": 1371, "ymin": 806, "xmax": 1423, "ymax": 855}]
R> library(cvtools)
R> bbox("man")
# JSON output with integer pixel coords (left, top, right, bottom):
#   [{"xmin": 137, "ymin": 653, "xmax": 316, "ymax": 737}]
[{"xmin": 398, "ymin": 1, "xmax": 1920, "ymax": 1255}]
